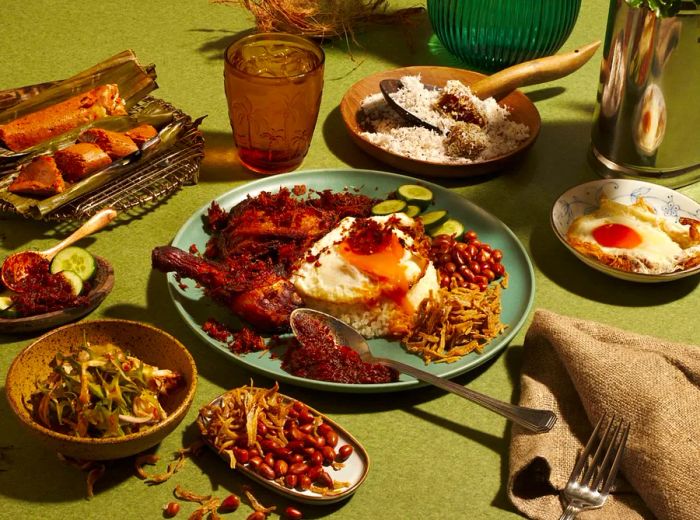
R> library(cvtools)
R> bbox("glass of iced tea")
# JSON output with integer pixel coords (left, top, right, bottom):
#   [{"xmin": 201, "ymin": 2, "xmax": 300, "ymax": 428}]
[{"xmin": 224, "ymin": 33, "xmax": 325, "ymax": 174}]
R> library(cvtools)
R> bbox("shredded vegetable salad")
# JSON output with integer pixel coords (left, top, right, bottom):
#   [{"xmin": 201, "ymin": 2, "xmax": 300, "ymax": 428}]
[{"xmin": 29, "ymin": 339, "xmax": 182, "ymax": 438}]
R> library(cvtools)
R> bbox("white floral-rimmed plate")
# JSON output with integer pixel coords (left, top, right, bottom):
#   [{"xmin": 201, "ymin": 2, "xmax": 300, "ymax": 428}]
[{"xmin": 551, "ymin": 179, "xmax": 700, "ymax": 283}]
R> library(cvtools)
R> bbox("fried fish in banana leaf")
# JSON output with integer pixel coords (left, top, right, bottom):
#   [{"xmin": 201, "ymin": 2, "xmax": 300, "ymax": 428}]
[
  {"xmin": 1, "ymin": 101, "xmax": 173, "ymax": 175},
  {"xmin": 0, "ymin": 109, "xmax": 187, "ymax": 218},
  {"xmin": 0, "ymin": 50, "xmax": 157, "ymax": 161}
]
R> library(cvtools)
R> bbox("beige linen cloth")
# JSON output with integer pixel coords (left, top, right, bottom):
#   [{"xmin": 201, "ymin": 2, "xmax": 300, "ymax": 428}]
[{"xmin": 508, "ymin": 309, "xmax": 700, "ymax": 520}]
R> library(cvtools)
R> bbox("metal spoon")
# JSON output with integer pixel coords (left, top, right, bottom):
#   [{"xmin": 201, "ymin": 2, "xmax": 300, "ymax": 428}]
[
  {"xmin": 1, "ymin": 208, "xmax": 117, "ymax": 292},
  {"xmin": 379, "ymin": 40, "xmax": 601, "ymax": 132},
  {"xmin": 290, "ymin": 308, "xmax": 557, "ymax": 433},
  {"xmin": 380, "ymin": 78, "xmax": 442, "ymax": 133}
]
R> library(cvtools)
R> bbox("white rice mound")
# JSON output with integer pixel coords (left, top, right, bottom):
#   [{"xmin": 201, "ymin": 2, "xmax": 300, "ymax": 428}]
[
  {"xmin": 301, "ymin": 262, "xmax": 441, "ymax": 339},
  {"xmin": 360, "ymin": 75, "xmax": 530, "ymax": 164}
]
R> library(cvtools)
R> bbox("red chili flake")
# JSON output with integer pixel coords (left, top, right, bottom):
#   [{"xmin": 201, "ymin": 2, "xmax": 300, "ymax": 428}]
[
  {"xmin": 203, "ymin": 236, "xmax": 219, "ymax": 260},
  {"xmin": 206, "ymin": 201, "xmax": 228, "ymax": 231},
  {"xmin": 9, "ymin": 258, "xmax": 90, "ymax": 316},
  {"xmin": 202, "ymin": 318, "xmax": 231, "ymax": 343},
  {"xmin": 307, "ymin": 189, "xmax": 377, "ymax": 219},
  {"xmin": 292, "ymin": 184, "xmax": 307, "ymax": 196},
  {"xmin": 174, "ymin": 274, "xmax": 188, "ymax": 290},
  {"xmin": 229, "ymin": 327, "xmax": 266, "ymax": 354},
  {"xmin": 344, "ymin": 218, "xmax": 393, "ymax": 255},
  {"xmin": 189, "ymin": 243, "xmax": 199, "ymax": 255}
]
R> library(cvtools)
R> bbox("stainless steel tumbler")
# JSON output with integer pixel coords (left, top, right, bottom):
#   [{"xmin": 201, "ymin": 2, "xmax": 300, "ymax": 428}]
[{"xmin": 589, "ymin": 0, "xmax": 699, "ymax": 188}]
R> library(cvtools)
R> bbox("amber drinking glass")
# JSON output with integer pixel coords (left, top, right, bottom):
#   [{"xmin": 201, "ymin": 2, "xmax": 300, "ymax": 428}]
[
  {"xmin": 427, "ymin": 0, "xmax": 581, "ymax": 72},
  {"xmin": 224, "ymin": 33, "xmax": 325, "ymax": 174}
]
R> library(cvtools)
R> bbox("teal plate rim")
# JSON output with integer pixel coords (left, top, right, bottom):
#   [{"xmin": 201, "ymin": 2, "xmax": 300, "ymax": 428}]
[{"xmin": 166, "ymin": 168, "xmax": 535, "ymax": 393}]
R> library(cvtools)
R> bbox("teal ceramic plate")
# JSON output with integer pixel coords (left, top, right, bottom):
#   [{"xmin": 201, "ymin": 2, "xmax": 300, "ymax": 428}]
[{"xmin": 166, "ymin": 169, "xmax": 535, "ymax": 393}]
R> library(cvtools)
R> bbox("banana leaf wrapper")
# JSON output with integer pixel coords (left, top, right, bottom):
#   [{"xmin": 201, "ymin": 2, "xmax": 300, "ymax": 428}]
[
  {"xmin": 0, "ymin": 50, "xmax": 157, "ymax": 161},
  {"xmin": 1, "ymin": 101, "xmax": 173, "ymax": 176},
  {"xmin": 0, "ymin": 105, "xmax": 182, "ymax": 218}
]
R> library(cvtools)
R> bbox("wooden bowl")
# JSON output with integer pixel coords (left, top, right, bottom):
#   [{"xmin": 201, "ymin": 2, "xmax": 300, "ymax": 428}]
[
  {"xmin": 0, "ymin": 256, "xmax": 114, "ymax": 335},
  {"xmin": 5, "ymin": 319, "xmax": 197, "ymax": 460},
  {"xmin": 340, "ymin": 66, "xmax": 541, "ymax": 178}
]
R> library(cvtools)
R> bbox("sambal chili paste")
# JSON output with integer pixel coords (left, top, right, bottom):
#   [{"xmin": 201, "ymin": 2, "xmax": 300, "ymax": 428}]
[
  {"xmin": 7, "ymin": 258, "xmax": 89, "ymax": 316},
  {"xmin": 283, "ymin": 312, "xmax": 398, "ymax": 384}
]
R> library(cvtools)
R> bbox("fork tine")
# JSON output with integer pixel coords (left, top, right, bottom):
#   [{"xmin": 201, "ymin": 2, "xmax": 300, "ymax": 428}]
[
  {"xmin": 600, "ymin": 420, "xmax": 630, "ymax": 495},
  {"xmin": 581, "ymin": 414, "xmax": 617, "ymax": 485},
  {"xmin": 567, "ymin": 414, "xmax": 606, "ymax": 486},
  {"xmin": 590, "ymin": 416, "xmax": 624, "ymax": 490}
]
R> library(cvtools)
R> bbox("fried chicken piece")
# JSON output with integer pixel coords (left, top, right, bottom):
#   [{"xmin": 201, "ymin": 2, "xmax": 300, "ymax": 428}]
[
  {"xmin": 214, "ymin": 191, "xmax": 338, "ymax": 273},
  {"xmin": 7, "ymin": 156, "xmax": 65, "ymax": 197},
  {"xmin": 154, "ymin": 188, "xmax": 376, "ymax": 333},
  {"xmin": 152, "ymin": 246, "xmax": 302, "ymax": 332}
]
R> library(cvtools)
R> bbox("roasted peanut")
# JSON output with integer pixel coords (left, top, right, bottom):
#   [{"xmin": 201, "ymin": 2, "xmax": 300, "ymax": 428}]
[
  {"xmin": 274, "ymin": 459, "xmax": 289, "ymax": 477},
  {"xmin": 337, "ymin": 444, "xmax": 353, "ymax": 461},
  {"xmin": 219, "ymin": 494, "xmax": 240, "ymax": 512},
  {"xmin": 289, "ymin": 462, "xmax": 309, "ymax": 475},
  {"xmin": 257, "ymin": 462, "xmax": 276, "ymax": 480},
  {"xmin": 284, "ymin": 506, "xmax": 303, "ymax": 519}
]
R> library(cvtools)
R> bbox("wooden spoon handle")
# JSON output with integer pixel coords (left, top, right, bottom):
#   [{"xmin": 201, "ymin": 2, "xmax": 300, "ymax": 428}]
[
  {"xmin": 43, "ymin": 208, "xmax": 118, "ymax": 260},
  {"xmin": 470, "ymin": 40, "xmax": 601, "ymax": 100}
]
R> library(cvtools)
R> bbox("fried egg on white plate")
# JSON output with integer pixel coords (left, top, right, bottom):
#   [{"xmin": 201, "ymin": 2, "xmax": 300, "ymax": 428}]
[{"xmin": 566, "ymin": 197, "xmax": 700, "ymax": 275}]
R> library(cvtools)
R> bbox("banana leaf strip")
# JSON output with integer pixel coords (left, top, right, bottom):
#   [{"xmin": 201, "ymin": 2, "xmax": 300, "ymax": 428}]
[
  {"xmin": 0, "ymin": 101, "xmax": 174, "ymax": 172},
  {"xmin": 0, "ymin": 111, "xmax": 185, "ymax": 218},
  {"xmin": 0, "ymin": 50, "xmax": 157, "ymax": 159}
]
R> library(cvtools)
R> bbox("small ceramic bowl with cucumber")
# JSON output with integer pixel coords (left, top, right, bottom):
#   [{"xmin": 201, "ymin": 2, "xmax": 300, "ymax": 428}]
[
  {"xmin": 0, "ymin": 247, "xmax": 114, "ymax": 334},
  {"xmin": 371, "ymin": 184, "xmax": 466, "ymax": 239}
]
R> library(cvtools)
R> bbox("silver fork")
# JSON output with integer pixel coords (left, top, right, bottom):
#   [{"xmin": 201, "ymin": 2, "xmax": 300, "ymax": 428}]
[{"xmin": 559, "ymin": 415, "xmax": 630, "ymax": 520}]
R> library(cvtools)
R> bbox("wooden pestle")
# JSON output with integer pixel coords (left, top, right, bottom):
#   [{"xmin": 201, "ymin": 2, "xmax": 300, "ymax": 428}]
[{"xmin": 470, "ymin": 41, "xmax": 601, "ymax": 100}]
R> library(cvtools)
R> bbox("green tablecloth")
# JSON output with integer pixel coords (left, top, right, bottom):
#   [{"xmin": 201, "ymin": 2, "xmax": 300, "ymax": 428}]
[{"xmin": 1, "ymin": 1, "xmax": 697, "ymax": 519}]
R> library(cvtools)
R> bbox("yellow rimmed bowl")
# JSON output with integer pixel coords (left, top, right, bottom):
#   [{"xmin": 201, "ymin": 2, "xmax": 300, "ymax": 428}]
[{"xmin": 5, "ymin": 319, "xmax": 197, "ymax": 460}]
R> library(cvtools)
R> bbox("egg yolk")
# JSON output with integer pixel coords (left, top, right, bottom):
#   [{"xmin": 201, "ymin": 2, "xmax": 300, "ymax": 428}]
[
  {"xmin": 339, "ymin": 233, "xmax": 412, "ymax": 312},
  {"xmin": 592, "ymin": 223, "xmax": 643, "ymax": 249}
]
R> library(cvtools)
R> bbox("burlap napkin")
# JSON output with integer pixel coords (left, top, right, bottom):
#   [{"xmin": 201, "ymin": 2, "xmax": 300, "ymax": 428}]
[{"xmin": 508, "ymin": 309, "xmax": 700, "ymax": 520}]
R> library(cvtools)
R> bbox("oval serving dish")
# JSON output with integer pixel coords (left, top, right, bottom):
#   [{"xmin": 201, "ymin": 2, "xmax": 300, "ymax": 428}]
[
  {"xmin": 0, "ymin": 255, "xmax": 114, "ymax": 334},
  {"xmin": 340, "ymin": 66, "xmax": 540, "ymax": 178},
  {"xmin": 197, "ymin": 389, "xmax": 370, "ymax": 505},
  {"xmin": 551, "ymin": 179, "xmax": 700, "ymax": 283}
]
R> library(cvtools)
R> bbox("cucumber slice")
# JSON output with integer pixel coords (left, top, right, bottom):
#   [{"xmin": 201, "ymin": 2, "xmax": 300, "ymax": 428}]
[
  {"xmin": 397, "ymin": 184, "xmax": 434, "ymax": 208},
  {"xmin": 430, "ymin": 219, "xmax": 465, "ymax": 239},
  {"xmin": 50, "ymin": 246, "xmax": 96, "ymax": 281},
  {"xmin": 60, "ymin": 270, "xmax": 84, "ymax": 296},
  {"xmin": 371, "ymin": 199, "xmax": 407, "ymax": 216},
  {"xmin": 0, "ymin": 306, "xmax": 19, "ymax": 319},
  {"xmin": 0, "ymin": 294, "xmax": 14, "ymax": 312},
  {"xmin": 419, "ymin": 210, "xmax": 448, "ymax": 228},
  {"xmin": 403, "ymin": 205, "xmax": 421, "ymax": 218}
]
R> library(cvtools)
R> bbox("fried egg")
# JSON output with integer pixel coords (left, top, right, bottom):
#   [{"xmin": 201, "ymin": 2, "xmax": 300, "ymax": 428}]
[
  {"xmin": 566, "ymin": 198, "xmax": 700, "ymax": 274},
  {"xmin": 291, "ymin": 213, "xmax": 433, "ymax": 307}
]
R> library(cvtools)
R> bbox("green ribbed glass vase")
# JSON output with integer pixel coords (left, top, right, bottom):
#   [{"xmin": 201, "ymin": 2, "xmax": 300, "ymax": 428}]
[{"xmin": 427, "ymin": 0, "xmax": 582, "ymax": 72}]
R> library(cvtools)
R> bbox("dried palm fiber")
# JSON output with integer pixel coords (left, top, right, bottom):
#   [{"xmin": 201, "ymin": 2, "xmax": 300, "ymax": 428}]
[{"xmin": 214, "ymin": 0, "xmax": 424, "ymax": 41}]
